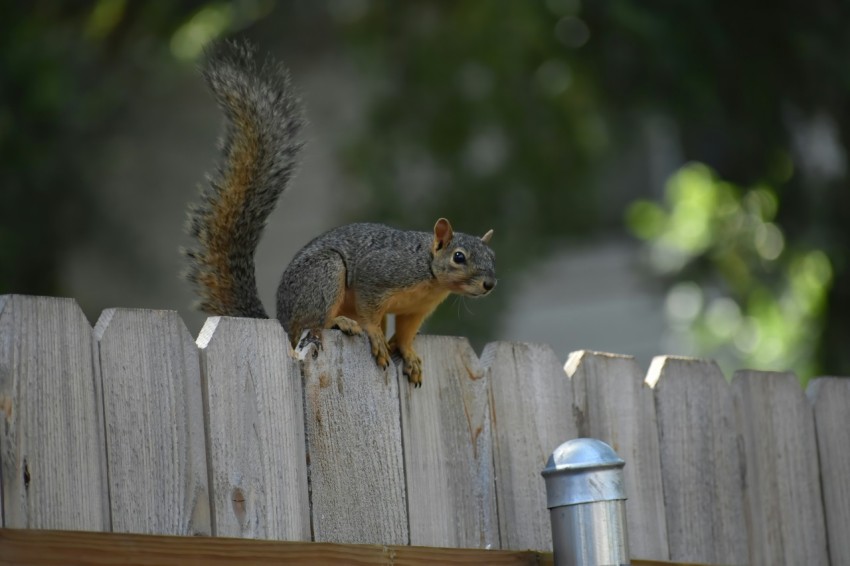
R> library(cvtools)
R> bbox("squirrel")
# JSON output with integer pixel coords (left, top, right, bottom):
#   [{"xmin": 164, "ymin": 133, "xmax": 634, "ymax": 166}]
[{"xmin": 183, "ymin": 40, "xmax": 496, "ymax": 386}]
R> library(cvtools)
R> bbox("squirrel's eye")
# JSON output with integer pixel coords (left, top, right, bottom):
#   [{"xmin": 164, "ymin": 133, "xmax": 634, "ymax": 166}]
[{"xmin": 453, "ymin": 251, "xmax": 466, "ymax": 264}]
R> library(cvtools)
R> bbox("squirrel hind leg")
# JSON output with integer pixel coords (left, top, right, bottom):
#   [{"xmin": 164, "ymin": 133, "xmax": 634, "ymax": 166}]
[{"xmin": 277, "ymin": 249, "xmax": 348, "ymax": 350}]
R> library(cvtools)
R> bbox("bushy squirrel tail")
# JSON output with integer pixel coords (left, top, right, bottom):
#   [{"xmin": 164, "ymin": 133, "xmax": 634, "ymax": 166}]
[{"xmin": 183, "ymin": 40, "xmax": 304, "ymax": 318}]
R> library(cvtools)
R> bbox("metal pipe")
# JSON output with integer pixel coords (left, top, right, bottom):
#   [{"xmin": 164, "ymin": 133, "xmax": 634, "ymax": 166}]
[{"xmin": 541, "ymin": 438, "xmax": 630, "ymax": 566}]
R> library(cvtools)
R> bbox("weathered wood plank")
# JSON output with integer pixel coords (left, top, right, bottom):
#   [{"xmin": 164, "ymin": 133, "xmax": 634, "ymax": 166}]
[
  {"xmin": 399, "ymin": 336, "xmax": 497, "ymax": 548},
  {"xmin": 807, "ymin": 377, "xmax": 850, "ymax": 566},
  {"xmin": 0, "ymin": 528, "xmax": 551, "ymax": 566},
  {"xmin": 0, "ymin": 295, "xmax": 108, "ymax": 530},
  {"xmin": 732, "ymin": 370, "xmax": 827, "ymax": 566},
  {"xmin": 484, "ymin": 341, "xmax": 577, "ymax": 551},
  {"xmin": 196, "ymin": 317, "xmax": 309, "ymax": 540},
  {"xmin": 94, "ymin": 309, "xmax": 209, "ymax": 536},
  {"xmin": 566, "ymin": 350, "xmax": 669, "ymax": 560},
  {"xmin": 0, "ymin": 528, "xmax": 717, "ymax": 566},
  {"xmin": 301, "ymin": 330, "xmax": 408, "ymax": 545},
  {"xmin": 647, "ymin": 356, "xmax": 748, "ymax": 565}
]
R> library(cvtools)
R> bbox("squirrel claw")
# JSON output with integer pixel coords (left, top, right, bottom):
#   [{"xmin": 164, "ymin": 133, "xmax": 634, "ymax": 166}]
[
  {"xmin": 373, "ymin": 345, "xmax": 391, "ymax": 369},
  {"xmin": 364, "ymin": 326, "xmax": 391, "ymax": 370},
  {"xmin": 401, "ymin": 351, "xmax": 423, "ymax": 387},
  {"xmin": 330, "ymin": 316, "xmax": 363, "ymax": 336},
  {"xmin": 297, "ymin": 329, "xmax": 323, "ymax": 359},
  {"xmin": 388, "ymin": 337, "xmax": 423, "ymax": 386},
  {"xmin": 405, "ymin": 369, "xmax": 423, "ymax": 387}
]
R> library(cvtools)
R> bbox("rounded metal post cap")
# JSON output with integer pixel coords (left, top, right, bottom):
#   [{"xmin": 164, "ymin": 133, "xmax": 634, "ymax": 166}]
[
  {"xmin": 541, "ymin": 438, "xmax": 626, "ymax": 508},
  {"xmin": 543, "ymin": 438, "xmax": 625, "ymax": 474}
]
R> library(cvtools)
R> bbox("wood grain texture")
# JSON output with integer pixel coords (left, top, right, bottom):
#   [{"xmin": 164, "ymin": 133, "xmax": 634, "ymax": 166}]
[
  {"xmin": 94, "ymin": 309, "xmax": 209, "ymax": 536},
  {"xmin": 484, "ymin": 341, "xmax": 577, "ymax": 551},
  {"xmin": 807, "ymin": 377, "xmax": 850, "ymax": 566},
  {"xmin": 566, "ymin": 350, "xmax": 669, "ymax": 561},
  {"xmin": 196, "ymin": 317, "xmax": 309, "ymax": 540},
  {"xmin": 0, "ymin": 528, "xmax": 717, "ymax": 566},
  {"xmin": 646, "ymin": 356, "xmax": 748, "ymax": 565},
  {"xmin": 0, "ymin": 528, "xmax": 552, "ymax": 565},
  {"xmin": 0, "ymin": 295, "xmax": 108, "ymax": 530},
  {"xmin": 399, "ymin": 336, "xmax": 496, "ymax": 549},
  {"xmin": 301, "ymin": 330, "xmax": 408, "ymax": 545},
  {"xmin": 732, "ymin": 370, "xmax": 827, "ymax": 566}
]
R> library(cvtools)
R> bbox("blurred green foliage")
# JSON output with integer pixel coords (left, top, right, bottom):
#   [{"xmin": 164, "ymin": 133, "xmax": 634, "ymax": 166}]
[
  {"xmin": 628, "ymin": 164, "xmax": 832, "ymax": 381},
  {"xmin": 0, "ymin": 0, "xmax": 272, "ymax": 296},
  {"xmin": 3, "ymin": 1, "xmax": 849, "ymax": 378},
  {"xmin": 0, "ymin": 1, "xmax": 209, "ymax": 296},
  {"xmin": 332, "ymin": 0, "xmax": 850, "ymax": 376},
  {"xmin": 333, "ymin": 1, "xmax": 620, "ymax": 341}
]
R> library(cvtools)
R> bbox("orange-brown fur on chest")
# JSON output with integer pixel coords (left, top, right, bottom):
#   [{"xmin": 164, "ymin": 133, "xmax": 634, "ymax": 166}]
[
  {"xmin": 383, "ymin": 280, "xmax": 451, "ymax": 316},
  {"xmin": 335, "ymin": 279, "xmax": 451, "ymax": 322}
]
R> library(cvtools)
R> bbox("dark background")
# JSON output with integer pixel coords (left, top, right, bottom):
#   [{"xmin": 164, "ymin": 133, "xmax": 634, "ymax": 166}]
[{"xmin": 3, "ymin": 1, "xmax": 848, "ymax": 382}]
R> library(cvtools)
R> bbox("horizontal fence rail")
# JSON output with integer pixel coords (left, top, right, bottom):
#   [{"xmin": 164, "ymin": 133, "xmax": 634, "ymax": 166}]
[
  {"xmin": 0, "ymin": 529, "xmax": 724, "ymax": 566},
  {"xmin": 0, "ymin": 295, "xmax": 848, "ymax": 565}
]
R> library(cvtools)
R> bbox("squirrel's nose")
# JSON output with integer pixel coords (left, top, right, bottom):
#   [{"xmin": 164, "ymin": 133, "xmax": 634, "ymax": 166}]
[{"xmin": 483, "ymin": 279, "xmax": 496, "ymax": 292}]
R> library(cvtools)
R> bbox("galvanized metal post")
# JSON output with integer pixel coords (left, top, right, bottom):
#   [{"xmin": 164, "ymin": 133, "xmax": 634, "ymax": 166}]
[{"xmin": 541, "ymin": 438, "xmax": 630, "ymax": 566}]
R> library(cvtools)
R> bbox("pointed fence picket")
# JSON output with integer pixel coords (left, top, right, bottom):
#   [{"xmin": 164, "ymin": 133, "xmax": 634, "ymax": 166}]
[
  {"xmin": 647, "ymin": 357, "xmax": 749, "ymax": 564},
  {"xmin": 95, "ymin": 308, "xmax": 210, "ymax": 536},
  {"xmin": 196, "ymin": 316, "xmax": 310, "ymax": 540},
  {"xmin": 566, "ymin": 351, "xmax": 669, "ymax": 560},
  {"xmin": 0, "ymin": 294, "xmax": 848, "ymax": 566},
  {"xmin": 807, "ymin": 377, "xmax": 850, "ymax": 566},
  {"xmin": 400, "ymin": 335, "xmax": 497, "ymax": 549},
  {"xmin": 0, "ymin": 296, "xmax": 109, "ymax": 531}
]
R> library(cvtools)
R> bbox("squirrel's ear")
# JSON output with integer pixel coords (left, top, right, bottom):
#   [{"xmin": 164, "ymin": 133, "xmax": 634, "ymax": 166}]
[
  {"xmin": 433, "ymin": 218, "xmax": 454, "ymax": 251},
  {"xmin": 481, "ymin": 229, "xmax": 494, "ymax": 244}
]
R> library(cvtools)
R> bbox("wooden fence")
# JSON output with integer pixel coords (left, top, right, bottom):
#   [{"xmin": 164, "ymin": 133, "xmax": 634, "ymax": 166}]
[{"xmin": 0, "ymin": 294, "xmax": 848, "ymax": 565}]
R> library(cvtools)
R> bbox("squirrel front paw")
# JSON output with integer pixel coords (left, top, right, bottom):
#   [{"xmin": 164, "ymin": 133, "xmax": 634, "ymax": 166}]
[
  {"xmin": 330, "ymin": 316, "xmax": 363, "ymax": 336},
  {"xmin": 401, "ymin": 351, "xmax": 423, "ymax": 387},
  {"xmin": 363, "ymin": 325, "xmax": 391, "ymax": 370},
  {"xmin": 389, "ymin": 337, "xmax": 423, "ymax": 387}
]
